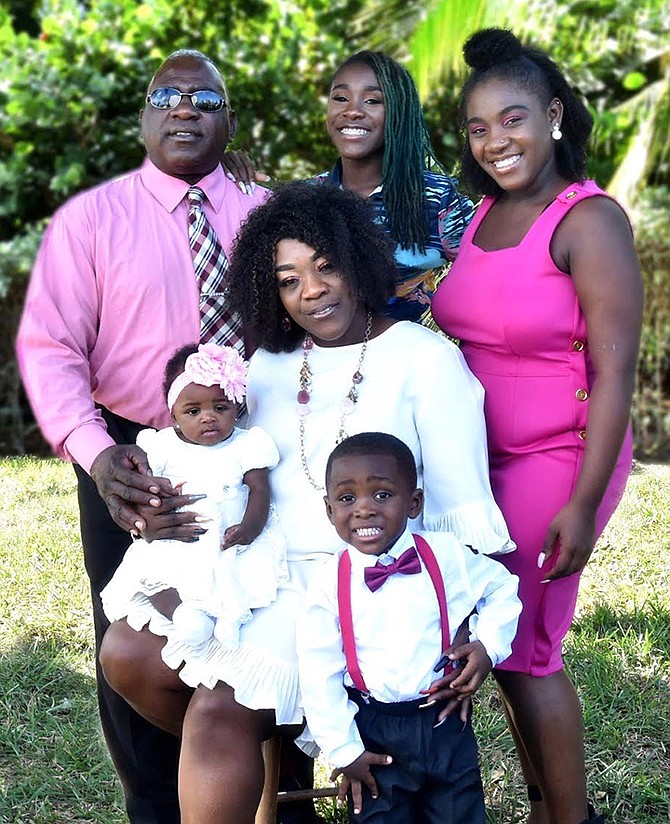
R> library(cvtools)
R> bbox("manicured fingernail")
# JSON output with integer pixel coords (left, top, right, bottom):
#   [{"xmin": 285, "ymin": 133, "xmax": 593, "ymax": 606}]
[
  {"xmin": 386, "ymin": 756, "xmax": 392, "ymax": 763},
  {"xmin": 250, "ymin": 181, "xmax": 256, "ymax": 194},
  {"xmin": 537, "ymin": 552, "xmax": 546, "ymax": 568},
  {"xmin": 434, "ymin": 653, "xmax": 450, "ymax": 671},
  {"xmin": 193, "ymin": 528, "xmax": 208, "ymax": 535},
  {"xmin": 188, "ymin": 494, "xmax": 207, "ymax": 501},
  {"xmin": 419, "ymin": 700, "xmax": 436, "ymax": 709},
  {"xmin": 433, "ymin": 717, "xmax": 446, "ymax": 728},
  {"xmin": 149, "ymin": 485, "xmax": 160, "ymax": 494},
  {"xmin": 354, "ymin": 809, "xmax": 360, "ymax": 815},
  {"xmin": 134, "ymin": 521, "xmax": 143, "ymax": 530},
  {"xmin": 237, "ymin": 181, "xmax": 246, "ymax": 193},
  {"xmin": 194, "ymin": 516, "xmax": 212, "ymax": 523},
  {"xmin": 149, "ymin": 497, "xmax": 160, "ymax": 507}
]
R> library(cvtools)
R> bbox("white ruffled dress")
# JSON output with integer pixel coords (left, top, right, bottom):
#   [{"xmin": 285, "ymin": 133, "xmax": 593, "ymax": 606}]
[{"xmin": 101, "ymin": 425, "xmax": 289, "ymax": 702}]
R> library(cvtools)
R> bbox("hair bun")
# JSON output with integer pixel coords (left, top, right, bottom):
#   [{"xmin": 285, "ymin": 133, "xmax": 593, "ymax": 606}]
[{"xmin": 463, "ymin": 28, "xmax": 524, "ymax": 71}]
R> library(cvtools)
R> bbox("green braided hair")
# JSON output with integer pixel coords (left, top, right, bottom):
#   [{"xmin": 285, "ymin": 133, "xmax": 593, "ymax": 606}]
[{"xmin": 333, "ymin": 51, "xmax": 444, "ymax": 252}]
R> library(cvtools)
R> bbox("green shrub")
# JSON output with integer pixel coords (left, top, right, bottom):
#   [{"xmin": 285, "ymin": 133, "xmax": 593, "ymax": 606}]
[{"xmin": 632, "ymin": 186, "xmax": 670, "ymax": 458}]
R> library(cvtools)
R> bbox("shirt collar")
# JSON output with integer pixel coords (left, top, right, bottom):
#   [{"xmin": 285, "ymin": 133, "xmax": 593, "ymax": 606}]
[
  {"xmin": 346, "ymin": 526, "xmax": 416, "ymax": 570},
  {"xmin": 327, "ymin": 159, "xmax": 383, "ymax": 198},
  {"xmin": 140, "ymin": 158, "xmax": 231, "ymax": 214}
]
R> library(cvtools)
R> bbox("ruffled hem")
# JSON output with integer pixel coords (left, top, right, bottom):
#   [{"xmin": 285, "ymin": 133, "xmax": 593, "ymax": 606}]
[
  {"xmin": 114, "ymin": 594, "xmax": 303, "ymax": 725},
  {"xmin": 101, "ymin": 507, "xmax": 289, "ymax": 626},
  {"xmin": 423, "ymin": 501, "xmax": 516, "ymax": 555}
]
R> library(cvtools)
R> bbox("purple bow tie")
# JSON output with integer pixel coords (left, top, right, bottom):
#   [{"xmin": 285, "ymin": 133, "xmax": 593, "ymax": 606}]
[{"xmin": 364, "ymin": 547, "xmax": 422, "ymax": 592}]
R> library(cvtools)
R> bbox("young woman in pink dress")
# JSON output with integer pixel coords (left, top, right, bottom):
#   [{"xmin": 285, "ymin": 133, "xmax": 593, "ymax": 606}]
[{"xmin": 432, "ymin": 28, "xmax": 643, "ymax": 824}]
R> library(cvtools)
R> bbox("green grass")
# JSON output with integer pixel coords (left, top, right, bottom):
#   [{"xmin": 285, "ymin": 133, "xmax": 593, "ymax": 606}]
[{"xmin": 1, "ymin": 458, "xmax": 669, "ymax": 823}]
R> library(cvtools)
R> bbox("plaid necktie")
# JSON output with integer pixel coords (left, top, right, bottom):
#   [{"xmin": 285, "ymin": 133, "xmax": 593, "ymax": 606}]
[{"xmin": 187, "ymin": 186, "xmax": 244, "ymax": 355}]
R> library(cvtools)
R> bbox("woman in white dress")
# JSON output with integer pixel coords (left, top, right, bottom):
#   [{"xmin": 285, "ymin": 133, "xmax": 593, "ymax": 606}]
[{"xmin": 100, "ymin": 182, "xmax": 514, "ymax": 824}]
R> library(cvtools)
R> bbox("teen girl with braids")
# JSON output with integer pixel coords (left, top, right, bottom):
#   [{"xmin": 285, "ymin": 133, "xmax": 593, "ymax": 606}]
[
  {"xmin": 223, "ymin": 51, "xmax": 474, "ymax": 325},
  {"xmin": 433, "ymin": 28, "xmax": 643, "ymax": 824},
  {"xmin": 314, "ymin": 50, "xmax": 473, "ymax": 323}
]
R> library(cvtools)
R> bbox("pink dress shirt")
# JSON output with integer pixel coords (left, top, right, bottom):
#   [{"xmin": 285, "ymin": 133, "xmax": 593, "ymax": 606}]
[{"xmin": 16, "ymin": 160, "xmax": 268, "ymax": 473}]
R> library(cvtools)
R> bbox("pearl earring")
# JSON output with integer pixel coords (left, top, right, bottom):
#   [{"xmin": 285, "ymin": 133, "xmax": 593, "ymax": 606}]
[{"xmin": 551, "ymin": 122, "xmax": 563, "ymax": 141}]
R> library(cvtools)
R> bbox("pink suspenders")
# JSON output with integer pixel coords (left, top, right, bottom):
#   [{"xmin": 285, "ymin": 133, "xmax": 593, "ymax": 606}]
[{"xmin": 337, "ymin": 534, "xmax": 451, "ymax": 694}]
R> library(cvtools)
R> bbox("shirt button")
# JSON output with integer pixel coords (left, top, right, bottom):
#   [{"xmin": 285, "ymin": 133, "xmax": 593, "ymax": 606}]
[
  {"xmin": 578, "ymin": 429, "xmax": 587, "ymax": 440},
  {"xmin": 575, "ymin": 388, "xmax": 589, "ymax": 401},
  {"xmin": 572, "ymin": 340, "xmax": 585, "ymax": 351}
]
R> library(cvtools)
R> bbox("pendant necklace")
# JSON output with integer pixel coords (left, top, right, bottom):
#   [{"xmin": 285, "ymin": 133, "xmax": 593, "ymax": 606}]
[{"xmin": 297, "ymin": 311, "xmax": 372, "ymax": 490}]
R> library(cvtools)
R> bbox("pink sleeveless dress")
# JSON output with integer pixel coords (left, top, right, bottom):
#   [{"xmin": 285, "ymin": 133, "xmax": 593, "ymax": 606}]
[{"xmin": 432, "ymin": 180, "xmax": 632, "ymax": 676}]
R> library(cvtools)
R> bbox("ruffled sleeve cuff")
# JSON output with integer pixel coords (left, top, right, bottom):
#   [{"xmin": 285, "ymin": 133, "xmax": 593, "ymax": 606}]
[{"xmin": 423, "ymin": 500, "xmax": 516, "ymax": 556}]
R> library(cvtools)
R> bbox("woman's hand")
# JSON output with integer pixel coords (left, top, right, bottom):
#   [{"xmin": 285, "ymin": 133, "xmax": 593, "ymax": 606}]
[
  {"xmin": 330, "ymin": 751, "xmax": 392, "ymax": 815},
  {"xmin": 221, "ymin": 150, "xmax": 270, "ymax": 195},
  {"xmin": 419, "ymin": 619, "xmax": 473, "ymax": 722},
  {"xmin": 422, "ymin": 640, "xmax": 492, "ymax": 724},
  {"xmin": 136, "ymin": 492, "xmax": 209, "ymax": 543},
  {"xmin": 537, "ymin": 499, "xmax": 597, "ymax": 581}
]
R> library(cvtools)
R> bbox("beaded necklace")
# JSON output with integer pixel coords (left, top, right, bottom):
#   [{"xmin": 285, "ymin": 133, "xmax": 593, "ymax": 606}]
[{"xmin": 297, "ymin": 311, "xmax": 373, "ymax": 490}]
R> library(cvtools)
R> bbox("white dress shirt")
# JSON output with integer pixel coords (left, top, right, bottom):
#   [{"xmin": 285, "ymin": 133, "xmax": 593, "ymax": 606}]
[{"xmin": 297, "ymin": 527, "xmax": 521, "ymax": 768}]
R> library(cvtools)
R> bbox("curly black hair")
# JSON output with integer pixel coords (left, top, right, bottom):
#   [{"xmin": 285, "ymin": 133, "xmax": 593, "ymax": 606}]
[
  {"xmin": 226, "ymin": 182, "xmax": 397, "ymax": 353},
  {"xmin": 325, "ymin": 431, "xmax": 418, "ymax": 493},
  {"xmin": 459, "ymin": 28, "xmax": 593, "ymax": 197},
  {"xmin": 162, "ymin": 343, "xmax": 199, "ymax": 402}
]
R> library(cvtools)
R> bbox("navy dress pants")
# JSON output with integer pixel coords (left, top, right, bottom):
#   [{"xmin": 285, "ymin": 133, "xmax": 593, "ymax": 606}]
[{"xmin": 347, "ymin": 692, "xmax": 485, "ymax": 824}]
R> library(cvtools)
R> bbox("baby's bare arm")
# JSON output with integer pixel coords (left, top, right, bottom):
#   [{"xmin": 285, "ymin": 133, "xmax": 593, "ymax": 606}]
[{"xmin": 221, "ymin": 467, "xmax": 270, "ymax": 549}]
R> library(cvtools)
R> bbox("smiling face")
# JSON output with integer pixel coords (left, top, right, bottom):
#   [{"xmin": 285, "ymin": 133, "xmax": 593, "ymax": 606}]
[
  {"xmin": 171, "ymin": 382, "xmax": 237, "ymax": 446},
  {"xmin": 274, "ymin": 238, "xmax": 367, "ymax": 347},
  {"xmin": 326, "ymin": 62, "xmax": 386, "ymax": 164},
  {"xmin": 465, "ymin": 77, "xmax": 563, "ymax": 196},
  {"xmin": 325, "ymin": 453, "xmax": 424, "ymax": 556},
  {"xmin": 141, "ymin": 54, "xmax": 237, "ymax": 183}
]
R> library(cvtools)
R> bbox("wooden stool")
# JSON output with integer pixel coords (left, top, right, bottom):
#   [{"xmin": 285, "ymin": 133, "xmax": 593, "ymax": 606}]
[{"xmin": 255, "ymin": 735, "xmax": 339, "ymax": 824}]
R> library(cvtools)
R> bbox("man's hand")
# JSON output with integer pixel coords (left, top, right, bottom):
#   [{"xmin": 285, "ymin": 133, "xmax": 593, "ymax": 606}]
[
  {"xmin": 90, "ymin": 444, "xmax": 176, "ymax": 532},
  {"xmin": 330, "ymin": 751, "xmax": 392, "ymax": 815}
]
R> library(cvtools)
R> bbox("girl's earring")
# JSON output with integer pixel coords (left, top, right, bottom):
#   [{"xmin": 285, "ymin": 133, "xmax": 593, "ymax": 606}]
[
  {"xmin": 174, "ymin": 423, "xmax": 181, "ymax": 431},
  {"xmin": 551, "ymin": 122, "xmax": 563, "ymax": 141},
  {"xmin": 281, "ymin": 315, "xmax": 291, "ymax": 332}
]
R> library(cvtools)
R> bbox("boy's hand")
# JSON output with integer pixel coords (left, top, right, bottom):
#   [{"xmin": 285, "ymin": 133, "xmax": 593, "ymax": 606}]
[
  {"xmin": 423, "ymin": 640, "xmax": 492, "ymax": 724},
  {"xmin": 330, "ymin": 751, "xmax": 392, "ymax": 815}
]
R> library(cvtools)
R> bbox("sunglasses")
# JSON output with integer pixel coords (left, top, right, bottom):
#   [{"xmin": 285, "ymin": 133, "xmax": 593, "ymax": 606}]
[{"xmin": 146, "ymin": 87, "xmax": 227, "ymax": 113}]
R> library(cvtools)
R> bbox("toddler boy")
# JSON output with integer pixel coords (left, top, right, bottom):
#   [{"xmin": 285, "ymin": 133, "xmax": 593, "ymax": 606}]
[{"xmin": 297, "ymin": 432, "xmax": 521, "ymax": 823}]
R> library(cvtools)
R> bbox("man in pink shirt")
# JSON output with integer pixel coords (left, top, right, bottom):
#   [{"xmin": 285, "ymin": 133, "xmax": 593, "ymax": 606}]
[{"xmin": 16, "ymin": 49, "xmax": 267, "ymax": 823}]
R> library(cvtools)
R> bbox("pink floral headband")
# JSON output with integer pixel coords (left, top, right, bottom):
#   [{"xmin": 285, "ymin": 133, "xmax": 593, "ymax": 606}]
[{"xmin": 167, "ymin": 343, "xmax": 248, "ymax": 411}]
